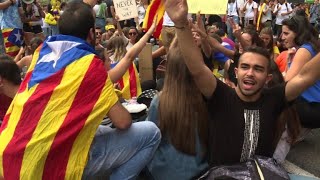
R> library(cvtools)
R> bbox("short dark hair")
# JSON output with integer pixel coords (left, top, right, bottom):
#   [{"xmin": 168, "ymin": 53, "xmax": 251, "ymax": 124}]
[
  {"xmin": 0, "ymin": 55, "xmax": 21, "ymax": 85},
  {"xmin": 58, "ymin": 1, "xmax": 94, "ymax": 40},
  {"xmin": 30, "ymin": 37, "xmax": 43, "ymax": 53},
  {"xmin": 215, "ymin": 29, "xmax": 225, "ymax": 37},
  {"xmin": 242, "ymin": 46, "xmax": 271, "ymax": 72}
]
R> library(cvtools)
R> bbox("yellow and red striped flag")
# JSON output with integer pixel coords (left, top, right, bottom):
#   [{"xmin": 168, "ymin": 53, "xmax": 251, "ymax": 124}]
[
  {"xmin": 2, "ymin": 28, "xmax": 23, "ymax": 58},
  {"xmin": 0, "ymin": 35, "xmax": 118, "ymax": 179},
  {"xmin": 256, "ymin": 3, "xmax": 266, "ymax": 31},
  {"xmin": 142, "ymin": 0, "xmax": 165, "ymax": 38},
  {"xmin": 111, "ymin": 62, "xmax": 142, "ymax": 100}
]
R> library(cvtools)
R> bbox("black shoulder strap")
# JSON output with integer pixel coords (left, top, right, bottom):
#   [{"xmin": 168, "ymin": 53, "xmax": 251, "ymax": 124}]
[{"xmin": 285, "ymin": 3, "xmax": 288, "ymax": 12}]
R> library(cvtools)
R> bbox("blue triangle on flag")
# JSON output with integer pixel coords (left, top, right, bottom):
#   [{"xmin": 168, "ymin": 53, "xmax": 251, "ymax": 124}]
[{"xmin": 8, "ymin": 28, "xmax": 23, "ymax": 47}]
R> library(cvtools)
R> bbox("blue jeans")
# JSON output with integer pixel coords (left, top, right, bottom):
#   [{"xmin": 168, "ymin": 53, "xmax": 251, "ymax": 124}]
[
  {"xmin": 50, "ymin": 25, "xmax": 59, "ymax": 36},
  {"xmin": 82, "ymin": 121, "xmax": 161, "ymax": 180}
]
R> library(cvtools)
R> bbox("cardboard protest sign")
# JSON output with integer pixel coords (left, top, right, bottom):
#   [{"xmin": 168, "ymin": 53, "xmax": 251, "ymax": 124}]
[
  {"xmin": 139, "ymin": 43, "xmax": 153, "ymax": 82},
  {"xmin": 187, "ymin": 0, "xmax": 228, "ymax": 15},
  {"xmin": 113, "ymin": 0, "xmax": 139, "ymax": 21}
]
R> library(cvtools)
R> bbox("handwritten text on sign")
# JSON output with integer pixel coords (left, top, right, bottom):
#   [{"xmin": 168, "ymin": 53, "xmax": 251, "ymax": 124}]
[
  {"xmin": 113, "ymin": 0, "xmax": 138, "ymax": 21},
  {"xmin": 187, "ymin": 0, "xmax": 228, "ymax": 15}
]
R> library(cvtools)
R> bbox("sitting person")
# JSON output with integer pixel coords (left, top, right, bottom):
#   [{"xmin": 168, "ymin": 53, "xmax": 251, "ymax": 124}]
[
  {"xmin": 147, "ymin": 37, "xmax": 208, "ymax": 180},
  {"xmin": 281, "ymin": 15, "xmax": 320, "ymax": 129},
  {"xmin": 105, "ymin": 33, "xmax": 143, "ymax": 99},
  {"xmin": 165, "ymin": 0, "xmax": 320, "ymax": 169},
  {"xmin": 16, "ymin": 37, "xmax": 43, "ymax": 71},
  {"xmin": 0, "ymin": 2, "xmax": 161, "ymax": 179},
  {"xmin": 0, "ymin": 55, "xmax": 21, "ymax": 124}
]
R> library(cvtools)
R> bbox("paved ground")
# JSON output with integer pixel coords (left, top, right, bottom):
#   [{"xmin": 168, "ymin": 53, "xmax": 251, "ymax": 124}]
[{"xmin": 285, "ymin": 129, "xmax": 320, "ymax": 179}]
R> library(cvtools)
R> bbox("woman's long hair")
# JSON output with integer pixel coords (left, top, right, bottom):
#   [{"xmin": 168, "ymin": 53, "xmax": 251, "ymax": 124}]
[
  {"xmin": 106, "ymin": 36, "xmax": 127, "ymax": 62},
  {"xmin": 158, "ymin": 38, "xmax": 208, "ymax": 155},
  {"xmin": 267, "ymin": 61, "xmax": 301, "ymax": 146},
  {"xmin": 282, "ymin": 15, "xmax": 320, "ymax": 53},
  {"xmin": 260, "ymin": 27, "xmax": 274, "ymax": 58}
]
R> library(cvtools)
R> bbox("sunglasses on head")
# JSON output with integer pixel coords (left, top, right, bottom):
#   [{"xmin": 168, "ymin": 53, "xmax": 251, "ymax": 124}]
[{"xmin": 129, "ymin": 32, "xmax": 137, "ymax": 36}]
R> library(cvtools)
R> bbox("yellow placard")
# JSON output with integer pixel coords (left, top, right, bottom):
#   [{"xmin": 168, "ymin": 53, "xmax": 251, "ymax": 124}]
[{"xmin": 187, "ymin": 0, "xmax": 228, "ymax": 15}]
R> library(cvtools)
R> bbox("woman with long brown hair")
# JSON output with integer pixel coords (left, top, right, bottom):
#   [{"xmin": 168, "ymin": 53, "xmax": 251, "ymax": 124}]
[{"xmin": 146, "ymin": 38, "xmax": 208, "ymax": 180}]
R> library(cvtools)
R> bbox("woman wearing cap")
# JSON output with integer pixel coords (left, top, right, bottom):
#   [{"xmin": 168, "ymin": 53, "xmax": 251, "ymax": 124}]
[{"xmin": 18, "ymin": 0, "xmax": 45, "ymax": 53}]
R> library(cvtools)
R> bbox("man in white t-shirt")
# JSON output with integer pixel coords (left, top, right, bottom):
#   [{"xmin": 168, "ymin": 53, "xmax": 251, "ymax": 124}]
[
  {"xmin": 242, "ymin": 0, "xmax": 258, "ymax": 27},
  {"xmin": 273, "ymin": 0, "xmax": 292, "ymax": 37}
]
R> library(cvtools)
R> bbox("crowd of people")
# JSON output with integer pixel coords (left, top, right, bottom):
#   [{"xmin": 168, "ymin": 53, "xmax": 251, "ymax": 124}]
[{"xmin": 0, "ymin": 0, "xmax": 320, "ymax": 179}]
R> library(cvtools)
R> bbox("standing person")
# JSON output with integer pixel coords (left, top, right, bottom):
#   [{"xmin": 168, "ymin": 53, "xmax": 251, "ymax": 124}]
[
  {"xmin": 310, "ymin": 0, "xmax": 320, "ymax": 29},
  {"xmin": 0, "ymin": 2, "xmax": 161, "ymax": 179},
  {"xmin": 44, "ymin": 3, "xmax": 59, "ymax": 36},
  {"xmin": 93, "ymin": 0, "xmax": 108, "ymax": 32},
  {"xmin": 226, "ymin": 0, "xmax": 239, "ymax": 41},
  {"xmin": 19, "ymin": 0, "xmax": 45, "ymax": 52},
  {"xmin": 41, "ymin": 4, "xmax": 51, "ymax": 37},
  {"xmin": 256, "ymin": 0, "xmax": 273, "ymax": 31},
  {"xmin": 0, "ymin": 0, "xmax": 24, "ymax": 57},
  {"xmin": 165, "ymin": 0, "xmax": 320, "ymax": 167},
  {"xmin": 237, "ymin": 0, "xmax": 246, "ymax": 27},
  {"xmin": 273, "ymin": 0, "xmax": 292, "ymax": 38},
  {"xmin": 136, "ymin": 0, "xmax": 149, "ymax": 27},
  {"xmin": 161, "ymin": 11, "xmax": 176, "ymax": 53},
  {"xmin": 242, "ymin": 0, "xmax": 258, "ymax": 27}
]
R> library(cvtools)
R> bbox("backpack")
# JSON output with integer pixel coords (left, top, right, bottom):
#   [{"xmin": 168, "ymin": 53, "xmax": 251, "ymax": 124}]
[{"xmin": 198, "ymin": 156, "xmax": 289, "ymax": 180}]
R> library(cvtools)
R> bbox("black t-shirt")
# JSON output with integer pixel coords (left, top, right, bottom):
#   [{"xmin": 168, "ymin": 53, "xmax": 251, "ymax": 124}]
[{"xmin": 206, "ymin": 79, "xmax": 287, "ymax": 166}]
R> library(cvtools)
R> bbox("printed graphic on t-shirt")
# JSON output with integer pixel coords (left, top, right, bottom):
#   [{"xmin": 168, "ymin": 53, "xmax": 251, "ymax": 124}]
[{"xmin": 240, "ymin": 109, "xmax": 260, "ymax": 162}]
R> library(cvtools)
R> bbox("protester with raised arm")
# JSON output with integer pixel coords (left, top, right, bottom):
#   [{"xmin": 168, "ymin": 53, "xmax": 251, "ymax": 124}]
[{"xmin": 165, "ymin": 0, "xmax": 320, "ymax": 169}]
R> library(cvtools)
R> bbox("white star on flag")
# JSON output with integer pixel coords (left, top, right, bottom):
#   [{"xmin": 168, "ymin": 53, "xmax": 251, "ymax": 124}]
[
  {"xmin": 37, "ymin": 41, "xmax": 81, "ymax": 68},
  {"xmin": 14, "ymin": 31, "xmax": 22, "ymax": 43}
]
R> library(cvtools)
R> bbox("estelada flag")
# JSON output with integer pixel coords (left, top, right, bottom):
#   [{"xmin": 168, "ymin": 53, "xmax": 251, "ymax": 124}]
[
  {"xmin": 0, "ymin": 35, "xmax": 118, "ymax": 179},
  {"xmin": 110, "ymin": 62, "xmax": 142, "ymax": 100},
  {"xmin": 256, "ymin": 3, "xmax": 266, "ymax": 31},
  {"xmin": 142, "ymin": 0, "xmax": 165, "ymax": 38},
  {"xmin": 2, "ymin": 28, "xmax": 23, "ymax": 58}
]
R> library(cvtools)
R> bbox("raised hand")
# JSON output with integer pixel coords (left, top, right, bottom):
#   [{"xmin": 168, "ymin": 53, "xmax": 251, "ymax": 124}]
[
  {"xmin": 228, "ymin": 18, "xmax": 241, "ymax": 38},
  {"xmin": 164, "ymin": 0, "xmax": 188, "ymax": 27},
  {"xmin": 149, "ymin": 15, "xmax": 158, "ymax": 34},
  {"xmin": 196, "ymin": 11, "xmax": 206, "ymax": 33},
  {"xmin": 191, "ymin": 20, "xmax": 207, "ymax": 39}
]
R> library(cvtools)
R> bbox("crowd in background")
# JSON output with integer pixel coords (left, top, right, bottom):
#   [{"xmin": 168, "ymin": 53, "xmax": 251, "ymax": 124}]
[{"xmin": 0, "ymin": 0, "xmax": 320, "ymax": 179}]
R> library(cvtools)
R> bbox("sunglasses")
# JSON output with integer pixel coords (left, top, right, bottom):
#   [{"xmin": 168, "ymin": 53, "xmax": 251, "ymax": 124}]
[
  {"xmin": 129, "ymin": 32, "xmax": 137, "ymax": 36},
  {"xmin": 96, "ymin": 32, "xmax": 102, "ymax": 35}
]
